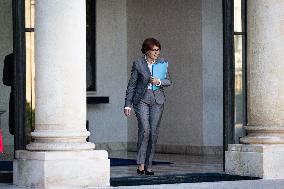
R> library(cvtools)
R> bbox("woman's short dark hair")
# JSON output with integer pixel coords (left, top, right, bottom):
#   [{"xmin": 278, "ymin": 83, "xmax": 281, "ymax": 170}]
[{"xmin": 141, "ymin": 38, "xmax": 161, "ymax": 54}]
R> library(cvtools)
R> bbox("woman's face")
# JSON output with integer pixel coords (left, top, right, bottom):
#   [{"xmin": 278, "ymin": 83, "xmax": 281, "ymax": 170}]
[{"xmin": 147, "ymin": 45, "xmax": 160, "ymax": 60}]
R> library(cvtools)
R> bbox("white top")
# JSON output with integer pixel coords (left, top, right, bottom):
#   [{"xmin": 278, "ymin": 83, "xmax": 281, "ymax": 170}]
[{"xmin": 147, "ymin": 63, "xmax": 153, "ymax": 89}]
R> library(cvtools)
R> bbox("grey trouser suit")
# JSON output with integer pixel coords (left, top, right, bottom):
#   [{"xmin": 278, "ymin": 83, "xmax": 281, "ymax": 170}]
[
  {"xmin": 134, "ymin": 89, "xmax": 164, "ymax": 168},
  {"xmin": 124, "ymin": 57, "xmax": 171, "ymax": 168}
]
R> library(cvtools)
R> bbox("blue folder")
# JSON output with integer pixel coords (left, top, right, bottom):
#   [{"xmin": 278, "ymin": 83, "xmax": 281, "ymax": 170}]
[{"xmin": 152, "ymin": 61, "xmax": 168, "ymax": 91}]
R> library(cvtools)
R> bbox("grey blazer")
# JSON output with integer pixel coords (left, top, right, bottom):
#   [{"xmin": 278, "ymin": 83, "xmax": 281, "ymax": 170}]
[{"xmin": 124, "ymin": 56, "xmax": 171, "ymax": 108}]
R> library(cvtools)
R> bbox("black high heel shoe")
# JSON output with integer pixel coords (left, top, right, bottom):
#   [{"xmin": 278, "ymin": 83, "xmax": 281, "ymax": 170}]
[
  {"xmin": 136, "ymin": 168, "xmax": 145, "ymax": 175},
  {"xmin": 145, "ymin": 169, "xmax": 154, "ymax": 175}
]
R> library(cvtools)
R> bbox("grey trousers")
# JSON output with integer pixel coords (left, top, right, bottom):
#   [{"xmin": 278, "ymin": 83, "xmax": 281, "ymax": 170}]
[{"xmin": 133, "ymin": 94, "xmax": 164, "ymax": 168}]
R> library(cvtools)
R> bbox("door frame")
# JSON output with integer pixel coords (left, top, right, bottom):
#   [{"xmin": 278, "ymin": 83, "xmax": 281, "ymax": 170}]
[
  {"xmin": 12, "ymin": 0, "xmax": 26, "ymax": 151},
  {"xmin": 222, "ymin": 0, "xmax": 235, "ymax": 170}
]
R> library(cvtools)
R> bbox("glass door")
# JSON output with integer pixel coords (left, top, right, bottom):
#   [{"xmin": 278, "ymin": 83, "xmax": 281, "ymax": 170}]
[{"xmin": 233, "ymin": 0, "xmax": 247, "ymax": 143}]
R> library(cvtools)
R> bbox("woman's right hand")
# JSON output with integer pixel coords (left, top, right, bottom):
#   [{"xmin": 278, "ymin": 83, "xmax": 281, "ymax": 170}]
[{"xmin": 124, "ymin": 108, "xmax": 131, "ymax": 117}]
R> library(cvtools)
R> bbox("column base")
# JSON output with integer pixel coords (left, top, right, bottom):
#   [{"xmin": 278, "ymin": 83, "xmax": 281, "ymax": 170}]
[
  {"xmin": 26, "ymin": 141, "xmax": 95, "ymax": 151},
  {"xmin": 13, "ymin": 150, "xmax": 110, "ymax": 188},
  {"xmin": 240, "ymin": 126, "xmax": 284, "ymax": 144},
  {"xmin": 225, "ymin": 144, "xmax": 284, "ymax": 179}
]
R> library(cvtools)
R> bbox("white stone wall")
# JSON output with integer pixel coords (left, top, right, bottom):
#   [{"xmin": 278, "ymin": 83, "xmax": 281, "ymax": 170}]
[
  {"xmin": 87, "ymin": 0, "xmax": 128, "ymax": 149},
  {"xmin": 127, "ymin": 0, "xmax": 202, "ymax": 146},
  {"xmin": 126, "ymin": 0, "xmax": 223, "ymax": 152},
  {"xmin": 0, "ymin": 0, "xmax": 13, "ymax": 159},
  {"xmin": 202, "ymin": 0, "xmax": 223, "ymax": 146}
]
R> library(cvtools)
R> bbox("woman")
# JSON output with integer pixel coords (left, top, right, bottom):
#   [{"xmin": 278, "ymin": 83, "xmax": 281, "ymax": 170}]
[{"xmin": 124, "ymin": 38, "xmax": 171, "ymax": 175}]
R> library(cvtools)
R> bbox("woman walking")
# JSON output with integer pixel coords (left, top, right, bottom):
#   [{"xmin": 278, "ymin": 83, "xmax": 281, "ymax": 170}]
[{"xmin": 124, "ymin": 38, "xmax": 171, "ymax": 175}]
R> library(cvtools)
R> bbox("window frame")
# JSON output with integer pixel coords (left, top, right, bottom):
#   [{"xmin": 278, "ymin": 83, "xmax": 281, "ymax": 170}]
[
  {"xmin": 13, "ymin": 0, "xmax": 27, "ymax": 150},
  {"xmin": 222, "ymin": 0, "xmax": 247, "ymax": 170},
  {"xmin": 86, "ymin": 0, "xmax": 97, "ymax": 95}
]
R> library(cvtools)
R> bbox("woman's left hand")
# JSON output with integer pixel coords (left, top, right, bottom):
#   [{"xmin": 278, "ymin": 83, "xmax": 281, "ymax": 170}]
[{"xmin": 150, "ymin": 77, "xmax": 160, "ymax": 85}]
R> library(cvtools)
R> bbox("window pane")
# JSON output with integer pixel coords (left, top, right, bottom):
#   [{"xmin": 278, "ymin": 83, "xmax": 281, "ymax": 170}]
[
  {"xmin": 86, "ymin": 0, "xmax": 96, "ymax": 92},
  {"xmin": 25, "ymin": 0, "xmax": 35, "ymax": 144},
  {"xmin": 234, "ymin": 0, "xmax": 242, "ymax": 32},
  {"xmin": 25, "ymin": 32, "xmax": 35, "ymax": 143},
  {"xmin": 234, "ymin": 35, "xmax": 244, "ymax": 143}
]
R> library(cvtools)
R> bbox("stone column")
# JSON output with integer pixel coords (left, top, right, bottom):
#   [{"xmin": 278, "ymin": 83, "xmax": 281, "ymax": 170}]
[
  {"xmin": 226, "ymin": 0, "xmax": 284, "ymax": 179},
  {"xmin": 27, "ymin": 0, "xmax": 93, "ymax": 152},
  {"xmin": 13, "ymin": 1, "xmax": 110, "ymax": 188}
]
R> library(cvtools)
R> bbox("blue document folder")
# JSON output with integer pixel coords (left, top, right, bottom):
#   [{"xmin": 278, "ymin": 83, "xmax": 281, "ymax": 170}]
[{"xmin": 152, "ymin": 61, "xmax": 168, "ymax": 91}]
